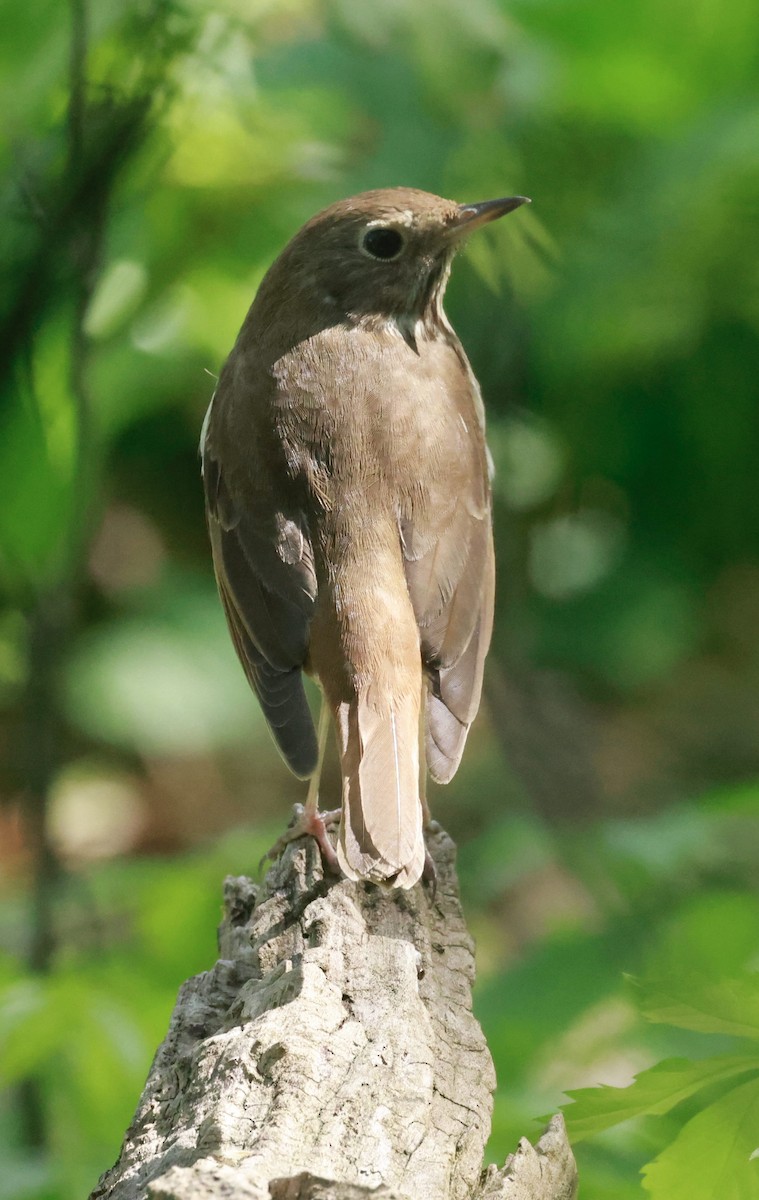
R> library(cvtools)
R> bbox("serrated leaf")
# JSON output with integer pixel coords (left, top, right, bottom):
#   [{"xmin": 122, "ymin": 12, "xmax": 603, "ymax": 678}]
[
  {"xmin": 563, "ymin": 1054, "xmax": 759, "ymax": 1141},
  {"xmin": 636, "ymin": 975, "xmax": 759, "ymax": 1040},
  {"xmin": 642, "ymin": 1075, "xmax": 759, "ymax": 1199}
]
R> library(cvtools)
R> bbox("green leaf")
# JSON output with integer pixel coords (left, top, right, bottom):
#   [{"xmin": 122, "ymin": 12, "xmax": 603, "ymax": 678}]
[
  {"xmin": 642, "ymin": 1075, "xmax": 759, "ymax": 1200},
  {"xmin": 563, "ymin": 1055, "xmax": 759, "ymax": 1141},
  {"xmin": 636, "ymin": 975, "xmax": 759, "ymax": 1040}
]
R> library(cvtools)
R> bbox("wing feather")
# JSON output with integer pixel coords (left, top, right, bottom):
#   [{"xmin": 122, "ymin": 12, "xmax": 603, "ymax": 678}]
[
  {"xmin": 424, "ymin": 536, "xmax": 495, "ymax": 782},
  {"xmin": 399, "ymin": 356, "xmax": 495, "ymax": 785},
  {"xmin": 201, "ymin": 387, "xmax": 319, "ymax": 778}
]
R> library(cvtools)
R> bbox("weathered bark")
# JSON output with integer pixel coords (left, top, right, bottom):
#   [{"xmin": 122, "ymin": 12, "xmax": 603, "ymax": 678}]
[{"xmin": 90, "ymin": 824, "xmax": 576, "ymax": 1200}]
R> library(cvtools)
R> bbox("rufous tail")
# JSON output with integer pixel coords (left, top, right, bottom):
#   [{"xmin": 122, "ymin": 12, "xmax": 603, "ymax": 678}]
[{"xmin": 334, "ymin": 690, "xmax": 425, "ymax": 889}]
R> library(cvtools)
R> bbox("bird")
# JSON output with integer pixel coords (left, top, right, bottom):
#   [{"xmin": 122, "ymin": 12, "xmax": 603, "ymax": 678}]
[{"xmin": 201, "ymin": 186, "xmax": 529, "ymax": 888}]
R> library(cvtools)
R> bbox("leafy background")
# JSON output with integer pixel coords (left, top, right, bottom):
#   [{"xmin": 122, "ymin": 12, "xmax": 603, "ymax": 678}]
[{"xmin": 2, "ymin": 0, "xmax": 759, "ymax": 1196}]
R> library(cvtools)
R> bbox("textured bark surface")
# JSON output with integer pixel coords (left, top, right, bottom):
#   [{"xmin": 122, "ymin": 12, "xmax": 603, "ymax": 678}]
[{"xmin": 90, "ymin": 824, "xmax": 577, "ymax": 1200}]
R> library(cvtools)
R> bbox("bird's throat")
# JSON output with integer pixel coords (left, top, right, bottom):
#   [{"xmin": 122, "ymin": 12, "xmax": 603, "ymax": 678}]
[{"xmin": 391, "ymin": 253, "xmax": 454, "ymax": 350}]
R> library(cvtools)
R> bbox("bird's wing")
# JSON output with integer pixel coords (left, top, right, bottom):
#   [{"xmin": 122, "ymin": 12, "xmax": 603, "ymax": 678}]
[
  {"xmin": 399, "ymin": 357, "xmax": 495, "ymax": 784},
  {"xmin": 201, "ymin": 384, "xmax": 319, "ymax": 779}
]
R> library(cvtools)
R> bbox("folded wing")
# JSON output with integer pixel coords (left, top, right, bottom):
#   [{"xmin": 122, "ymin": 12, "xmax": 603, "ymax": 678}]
[
  {"xmin": 201, "ymin": 389, "xmax": 319, "ymax": 779},
  {"xmin": 399, "ymin": 368, "xmax": 495, "ymax": 784}
]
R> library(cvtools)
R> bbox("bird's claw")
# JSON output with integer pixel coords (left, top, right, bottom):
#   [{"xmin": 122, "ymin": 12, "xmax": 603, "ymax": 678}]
[{"xmin": 260, "ymin": 805, "xmax": 342, "ymax": 877}]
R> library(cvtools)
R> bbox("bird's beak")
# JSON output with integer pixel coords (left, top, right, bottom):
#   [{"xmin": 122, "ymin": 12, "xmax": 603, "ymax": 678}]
[{"xmin": 451, "ymin": 195, "xmax": 531, "ymax": 238}]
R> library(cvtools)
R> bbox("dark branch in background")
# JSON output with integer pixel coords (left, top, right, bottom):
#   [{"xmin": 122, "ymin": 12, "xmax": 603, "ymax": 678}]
[
  {"xmin": 0, "ymin": 1, "xmax": 187, "ymax": 396},
  {"xmin": 14, "ymin": 0, "xmax": 186, "ymax": 1155},
  {"xmin": 17, "ymin": 596, "xmax": 61, "ymax": 1149},
  {"xmin": 0, "ymin": 97, "xmax": 151, "ymax": 402},
  {"xmin": 68, "ymin": 0, "xmax": 87, "ymax": 171},
  {"xmin": 18, "ymin": 0, "xmax": 99, "ymax": 1151},
  {"xmin": 67, "ymin": 0, "xmax": 95, "ymax": 567}
]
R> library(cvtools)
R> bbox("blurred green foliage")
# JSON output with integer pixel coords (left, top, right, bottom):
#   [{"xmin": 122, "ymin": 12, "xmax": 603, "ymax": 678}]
[{"xmin": 2, "ymin": 0, "xmax": 759, "ymax": 1196}]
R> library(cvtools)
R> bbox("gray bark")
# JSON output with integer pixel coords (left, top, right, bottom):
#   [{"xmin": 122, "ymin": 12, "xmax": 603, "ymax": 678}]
[{"xmin": 90, "ymin": 824, "xmax": 576, "ymax": 1200}]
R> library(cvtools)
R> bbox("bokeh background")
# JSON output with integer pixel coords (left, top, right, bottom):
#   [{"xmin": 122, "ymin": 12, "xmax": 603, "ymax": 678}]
[{"xmin": 2, "ymin": 0, "xmax": 759, "ymax": 1196}]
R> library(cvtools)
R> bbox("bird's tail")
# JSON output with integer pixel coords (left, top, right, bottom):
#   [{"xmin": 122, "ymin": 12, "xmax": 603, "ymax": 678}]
[{"xmin": 334, "ymin": 689, "xmax": 425, "ymax": 889}]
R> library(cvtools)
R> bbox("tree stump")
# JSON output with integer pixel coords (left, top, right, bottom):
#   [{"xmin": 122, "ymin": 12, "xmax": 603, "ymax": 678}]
[{"xmin": 90, "ymin": 825, "xmax": 577, "ymax": 1200}]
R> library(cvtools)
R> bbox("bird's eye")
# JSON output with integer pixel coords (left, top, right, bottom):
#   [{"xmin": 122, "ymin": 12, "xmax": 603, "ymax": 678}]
[{"xmin": 361, "ymin": 226, "xmax": 405, "ymax": 261}]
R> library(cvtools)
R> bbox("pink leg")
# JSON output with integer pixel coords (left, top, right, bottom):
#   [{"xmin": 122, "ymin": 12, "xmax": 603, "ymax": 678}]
[
  {"xmin": 419, "ymin": 682, "xmax": 436, "ymax": 891},
  {"xmin": 261, "ymin": 700, "xmax": 342, "ymax": 876}
]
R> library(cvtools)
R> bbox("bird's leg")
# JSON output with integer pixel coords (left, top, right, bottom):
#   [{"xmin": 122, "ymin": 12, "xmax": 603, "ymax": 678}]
[
  {"xmin": 261, "ymin": 698, "xmax": 341, "ymax": 876},
  {"xmin": 419, "ymin": 679, "xmax": 433, "ymax": 824},
  {"xmin": 305, "ymin": 697, "xmax": 341, "ymax": 826},
  {"xmin": 421, "ymin": 783, "xmax": 438, "ymax": 892},
  {"xmin": 419, "ymin": 682, "xmax": 437, "ymax": 891},
  {"xmin": 420, "ymin": 744, "xmax": 432, "ymax": 827}
]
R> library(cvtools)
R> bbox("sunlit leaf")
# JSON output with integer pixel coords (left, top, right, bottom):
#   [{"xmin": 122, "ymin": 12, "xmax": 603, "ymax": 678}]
[
  {"xmin": 564, "ymin": 1055, "xmax": 759, "ymax": 1141},
  {"xmin": 636, "ymin": 975, "xmax": 759, "ymax": 1041},
  {"xmin": 642, "ymin": 1076, "xmax": 759, "ymax": 1200}
]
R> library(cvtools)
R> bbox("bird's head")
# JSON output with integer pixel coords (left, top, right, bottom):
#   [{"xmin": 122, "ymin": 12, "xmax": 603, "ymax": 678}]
[{"xmin": 259, "ymin": 187, "xmax": 530, "ymax": 338}]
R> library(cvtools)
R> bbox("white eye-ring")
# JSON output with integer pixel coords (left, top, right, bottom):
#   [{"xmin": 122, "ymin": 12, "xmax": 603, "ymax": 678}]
[{"xmin": 360, "ymin": 225, "xmax": 405, "ymax": 261}]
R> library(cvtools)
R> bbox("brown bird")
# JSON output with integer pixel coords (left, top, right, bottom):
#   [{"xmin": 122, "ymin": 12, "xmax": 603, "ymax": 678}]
[{"xmin": 201, "ymin": 187, "xmax": 529, "ymax": 888}]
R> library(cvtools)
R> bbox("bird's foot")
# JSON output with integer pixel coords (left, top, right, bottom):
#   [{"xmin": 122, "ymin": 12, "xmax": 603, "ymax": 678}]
[
  {"xmin": 422, "ymin": 819, "xmax": 441, "ymax": 896},
  {"xmin": 422, "ymin": 847, "xmax": 437, "ymax": 897},
  {"xmin": 260, "ymin": 804, "xmax": 342, "ymax": 877}
]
